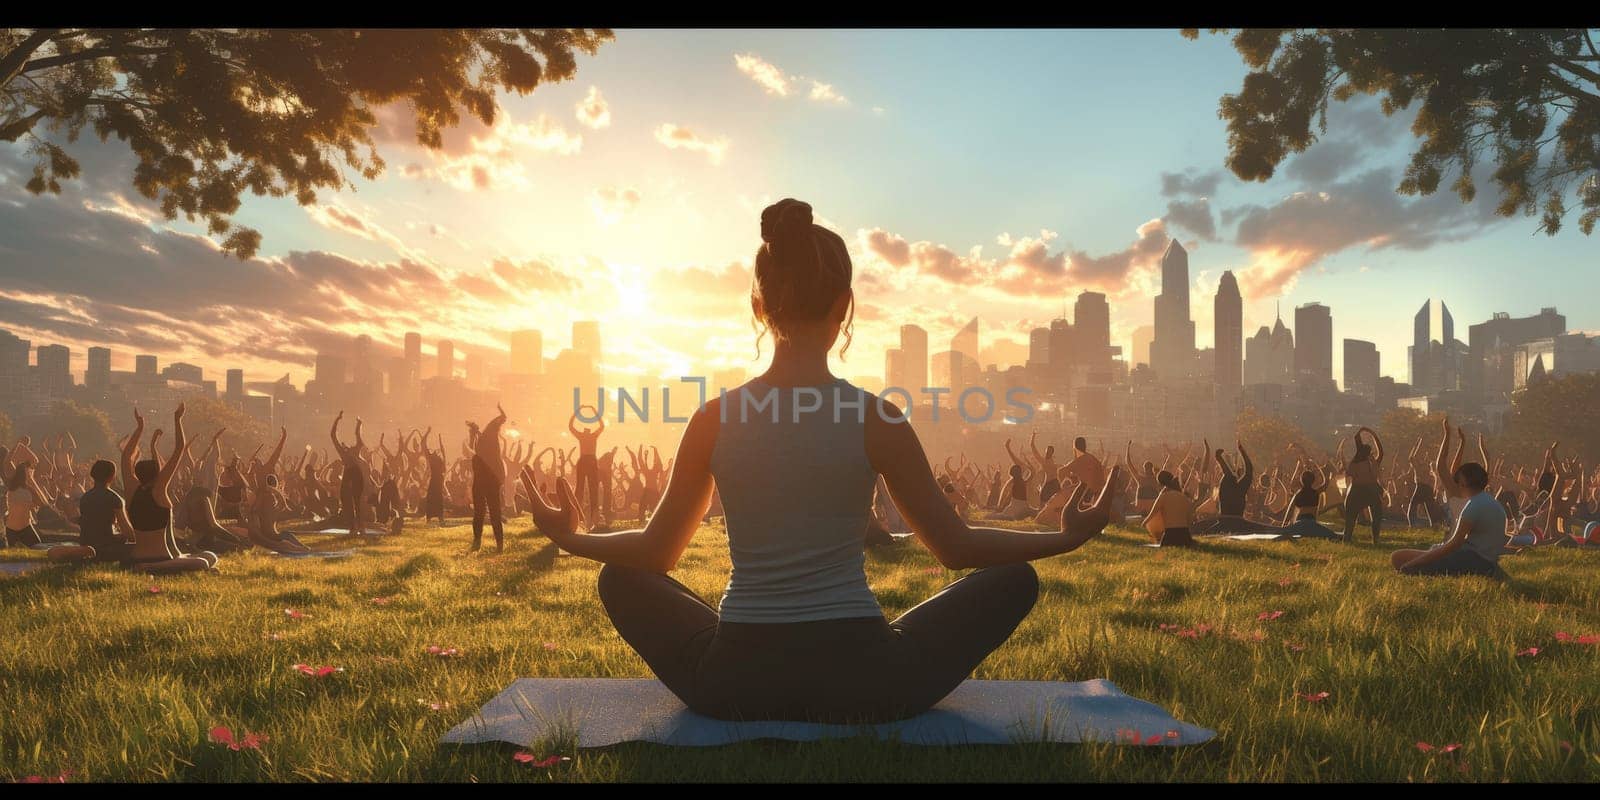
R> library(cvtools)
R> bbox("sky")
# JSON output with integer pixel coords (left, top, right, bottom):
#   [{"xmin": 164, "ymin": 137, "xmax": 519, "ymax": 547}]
[{"xmin": 1, "ymin": 28, "xmax": 1595, "ymax": 390}]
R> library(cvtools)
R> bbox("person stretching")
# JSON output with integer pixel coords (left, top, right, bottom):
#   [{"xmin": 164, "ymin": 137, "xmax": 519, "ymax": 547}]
[{"xmin": 517, "ymin": 199, "xmax": 1119, "ymax": 723}]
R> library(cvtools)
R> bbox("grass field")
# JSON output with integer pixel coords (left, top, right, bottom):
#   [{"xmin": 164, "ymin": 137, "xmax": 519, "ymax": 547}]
[{"xmin": 2, "ymin": 515, "xmax": 1598, "ymax": 782}]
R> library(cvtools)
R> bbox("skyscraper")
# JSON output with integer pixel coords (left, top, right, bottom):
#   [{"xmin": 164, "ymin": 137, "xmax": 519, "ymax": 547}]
[
  {"xmin": 1293, "ymin": 302, "xmax": 1332, "ymax": 385},
  {"xmin": 1131, "ymin": 325, "xmax": 1155, "ymax": 368},
  {"xmin": 1028, "ymin": 327, "xmax": 1051, "ymax": 366},
  {"xmin": 1343, "ymin": 339, "xmax": 1379, "ymax": 399},
  {"xmin": 1467, "ymin": 307, "xmax": 1565, "ymax": 403},
  {"xmin": 162, "ymin": 362, "xmax": 203, "ymax": 385},
  {"xmin": 0, "ymin": 330, "xmax": 30, "ymax": 378},
  {"xmin": 136, "ymin": 354, "xmax": 158, "ymax": 378},
  {"xmin": 949, "ymin": 318, "xmax": 980, "ymax": 401},
  {"xmin": 509, "ymin": 329, "xmax": 543, "ymax": 375},
  {"xmin": 436, "ymin": 340, "xmax": 455, "ymax": 381},
  {"xmin": 36, "ymin": 344, "xmax": 71, "ymax": 396},
  {"xmin": 1213, "ymin": 271, "xmax": 1242, "ymax": 388},
  {"xmin": 572, "ymin": 321, "xmax": 601, "ymax": 367},
  {"xmin": 1243, "ymin": 310, "xmax": 1294, "ymax": 386},
  {"xmin": 885, "ymin": 347, "xmax": 904, "ymax": 389},
  {"xmin": 226, "ymin": 368, "xmax": 244, "ymax": 400},
  {"xmin": 1410, "ymin": 299, "xmax": 1459, "ymax": 394},
  {"xmin": 404, "ymin": 332, "xmax": 422, "ymax": 380},
  {"xmin": 1151, "ymin": 240, "xmax": 1196, "ymax": 379},
  {"xmin": 899, "ymin": 325, "xmax": 928, "ymax": 391},
  {"xmin": 1074, "ymin": 291, "xmax": 1112, "ymax": 371},
  {"xmin": 87, "ymin": 346, "xmax": 111, "ymax": 390}
]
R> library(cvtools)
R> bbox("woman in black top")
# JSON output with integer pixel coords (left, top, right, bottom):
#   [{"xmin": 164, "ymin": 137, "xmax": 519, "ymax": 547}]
[{"xmin": 119, "ymin": 405, "xmax": 217, "ymax": 574}]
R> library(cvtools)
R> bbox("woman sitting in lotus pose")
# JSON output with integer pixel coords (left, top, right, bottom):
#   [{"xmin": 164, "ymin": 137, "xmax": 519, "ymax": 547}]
[{"xmin": 518, "ymin": 199, "xmax": 1119, "ymax": 724}]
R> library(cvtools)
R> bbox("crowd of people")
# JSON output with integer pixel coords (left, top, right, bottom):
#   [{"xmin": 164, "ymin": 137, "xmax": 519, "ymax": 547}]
[{"xmin": 1, "ymin": 197, "xmax": 1591, "ymax": 724}]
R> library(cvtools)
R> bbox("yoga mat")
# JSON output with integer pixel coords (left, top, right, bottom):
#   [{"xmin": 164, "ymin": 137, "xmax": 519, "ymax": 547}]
[
  {"xmin": 269, "ymin": 549, "xmax": 358, "ymax": 559},
  {"xmin": 283, "ymin": 527, "xmax": 388, "ymax": 536},
  {"xmin": 1225, "ymin": 533, "xmax": 1294, "ymax": 541},
  {"xmin": 0, "ymin": 562, "xmax": 55, "ymax": 578},
  {"xmin": 442, "ymin": 678, "xmax": 1215, "ymax": 748}
]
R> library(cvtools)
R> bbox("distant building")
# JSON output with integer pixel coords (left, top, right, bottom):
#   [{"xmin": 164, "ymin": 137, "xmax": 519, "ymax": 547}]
[
  {"xmin": 36, "ymin": 344, "xmax": 72, "ymax": 396},
  {"xmin": 1293, "ymin": 302, "xmax": 1332, "ymax": 385},
  {"xmin": 1151, "ymin": 241, "xmax": 1196, "ymax": 379},
  {"xmin": 1213, "ymin": 271, "xmax": 1242, "ymax": 389},
  {"xmin": 1513, "ymin": 333, "xmax": 1600, "ymax": 390},
  {"xmin": 162, "ymin": 362, "xmax": 203, "ymax": 386},
  {"xmin": 509, "ymin": 329, "xmax": 543, "ymax": 376},
  {"xmin": 1343, "ymin": 339, "xmax": 1380, "ymax": 400},
  {"xmin": 87, "ymin": 346, "xmax": 111, "ymax": 391},
  {"xmin": 1244, "ymin": 311, "xmax": 1294, "ymax": 386},
  {"xmin": 1468, "ymin": 307, "xmax": 1565, "ymax": 404}
]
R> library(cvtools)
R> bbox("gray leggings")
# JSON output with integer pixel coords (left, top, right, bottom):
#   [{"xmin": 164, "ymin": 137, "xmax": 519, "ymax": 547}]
[
  {"xmin": 1343, "ymin": 484, "xmax": 1385, "ymax": 542},
  {"xmin": 597, "ymin": 562, "xmax": 1039, "ymax": 724}
]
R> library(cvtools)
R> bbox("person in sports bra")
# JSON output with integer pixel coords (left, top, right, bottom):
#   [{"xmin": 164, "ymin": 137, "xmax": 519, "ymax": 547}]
[
  {"xmin": 516, "ymin": 199, "xmax": 1120, "ymax": 724},
  {"xmin": 118, "ymin": 406, "xmax": 217, "ymax": 574}
]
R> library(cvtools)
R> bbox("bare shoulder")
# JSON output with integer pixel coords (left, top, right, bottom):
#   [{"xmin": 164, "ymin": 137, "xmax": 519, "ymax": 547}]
[{"xmin": 864, "ymin": 394, "xmax": 919, "ymax": 474}]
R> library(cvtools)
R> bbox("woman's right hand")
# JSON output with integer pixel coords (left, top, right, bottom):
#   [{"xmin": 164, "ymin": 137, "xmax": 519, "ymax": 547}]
[
  {"xmin": 1059, "ymin": 465, "xmax": 1120, "ymax": 542},
  {"xmin": 523, "ymin": 468, "xmax": 581, "ymax": 541}
]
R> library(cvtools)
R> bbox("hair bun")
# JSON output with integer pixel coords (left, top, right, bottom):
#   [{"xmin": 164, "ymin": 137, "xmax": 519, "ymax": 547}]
[{"xmin": 760, "ymin": 198, "xmax": 814, "ymax": 243}]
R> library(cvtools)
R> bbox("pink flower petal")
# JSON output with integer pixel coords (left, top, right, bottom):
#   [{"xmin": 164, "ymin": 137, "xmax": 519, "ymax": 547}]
[
  {"xmin": 1416, "ymin": 741, "xmax": 1434, "ymax": 752},
  {"xmin": 238, "ymin": 732, "xmax": 266, "ymax": 750},
  {"xmin": 208, "ymin": 726, "xmax": 237, "ymax": 747},
  {"xmin": 1440, "ymin": 743, "xmax": 1461, "ymax": 753},
  {"xmin": 1578, "ymin": 634, "xmax": 1600, "ymax": 645},
  {"xmin": 1555, "ymin": 631, "xmax": 1573, "ymax": 642},
  {"xmin": 1297, "ymin": 691, "xmax": 1330, "ymax": 703},
  {"xmin": 1278, "ymin": 577, "xmax": 1294, "ymax": 587},
  {"xmin": 512, "ymin": 752, "xmax": 571, "ymax": 767},
  {"xmin": 283, "ymin": 608, "xmax": 306, "ymax": 620},
  {"xmin": 1143, "ymin": 733, "xmax": 1163, "ymax": 745},
  {"xmin": 370, "ymin": 597, "xmax": 392, "ymax": 605},
  {"xmin": 1257, "ymin": 610, "xmax": 1285, "ymax": 622},
  {"xmin": 542, "ymin": 642, "xmax": 558, "ymax": 651},
  {"xmin": 1516, "ymin": 647, "xmax": 1540, "ymax": 657},
  {"xmin": 148, "ymin": 586, "xmax": 162, "ymax": 594}
]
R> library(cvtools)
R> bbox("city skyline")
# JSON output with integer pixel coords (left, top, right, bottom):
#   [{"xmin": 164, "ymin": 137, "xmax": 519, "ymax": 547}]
[{"xmin": 2, "ymin": 30, "xmax": 1597, "ymax": 396}]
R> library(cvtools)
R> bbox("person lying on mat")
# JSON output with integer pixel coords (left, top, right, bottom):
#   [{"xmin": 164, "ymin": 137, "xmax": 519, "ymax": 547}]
[
  {"xmin": 1390, "ymin": 462, "xmax": 1506, "ymax": 578},
  {"xmin": 517, "ymin": 198, "xmax": 1120, "ymax": 725}
]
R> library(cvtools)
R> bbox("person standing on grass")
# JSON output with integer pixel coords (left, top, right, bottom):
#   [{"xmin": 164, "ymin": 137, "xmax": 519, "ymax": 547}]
[{"xmin": 517, "ymin": 198, "xmax": 1120, "ymax": 724}]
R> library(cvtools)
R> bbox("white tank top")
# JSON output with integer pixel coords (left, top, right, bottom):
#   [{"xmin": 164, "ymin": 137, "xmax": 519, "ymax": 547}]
[{"xmin": 710, "ymin": 377, "xmax": 884, "ymax": 623}]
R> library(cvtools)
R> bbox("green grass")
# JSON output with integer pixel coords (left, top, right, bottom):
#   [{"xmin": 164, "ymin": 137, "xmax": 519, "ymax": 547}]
[{"xmin": 2, "ymin": 517, "xmax": 1598, "ymax": 782}]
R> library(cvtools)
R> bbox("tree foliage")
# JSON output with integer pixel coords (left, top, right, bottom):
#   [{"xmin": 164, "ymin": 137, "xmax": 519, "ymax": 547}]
[
  {"xmin": 177, "ymin": 395, "xmax": 271, "ymax": 458},
  {"xmin": 1235, "ymin": 405, "xmax": 1321, "ymax": 460},
  {"xmin": 1373, "ymin": 406, "xmax": 1449, "ymax": 461},
  {"xmin": 1, "ymin": 28, "xmax": 613, "ymax": 257},
  {"xmin": 29, "ymin": 399, "xmax": 115, "ymax": 460},
  {"xmin": 1187, "ymin": 28, "xmax": 1600, "ymax": 235},
  {"xmin": 1502, "ymin": 371, "xmax": 1600, "ymax": 463}
]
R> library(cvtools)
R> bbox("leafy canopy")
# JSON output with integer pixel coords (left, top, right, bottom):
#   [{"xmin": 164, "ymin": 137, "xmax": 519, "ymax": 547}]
[
  {"xmin": 1, "ymin": 28, "xmax": 613, "ymax": 257},
  {"xmin": 1188, "ymin": 28, "xmax": 1600, "ymax": 235}
]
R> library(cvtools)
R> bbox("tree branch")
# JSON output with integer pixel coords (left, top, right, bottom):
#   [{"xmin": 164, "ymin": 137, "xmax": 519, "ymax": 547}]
[
  {"xmin": 21, "ymin": 43, "xmax": 173, "ymax": 74},
  {"xmin": 0, "ymin": 28, "xmax": 61, "ymax": 91}
]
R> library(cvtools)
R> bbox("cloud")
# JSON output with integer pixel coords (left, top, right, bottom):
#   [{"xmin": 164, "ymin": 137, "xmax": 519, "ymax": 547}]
[
  {"xmin": 854, "ymin": 220, "xmax": 1170, "ymax": 301},
  {"xmin": 860, "ymin": 228, "xmax": 910, "ymax": 267},
  {"xmin": 386, "ymin": 111, "xmax": 581, "ymax": 191},
  {"xmin": 589, "ymin": 186, "xmax": 641, "ymax": 225},
  {"xmin": 305, "ymin": 202, "xmax": 425, "ymax": 261},
  {"xmin": 1160, "ymin": 169, "xmax": 1223, "ymax": 198},
  {"xmin": 1163, "ymin": 197, "xmax": 1217, "ymax": 241},
  {"xmin": 654, "ymin": 124, "xmax": 730, "ymax": 165},
  {"xmin": 575, "ymin": 86, "xmax": 611, "ymax": 129},
  {"xmin": 1229, "ymin": 166, "xmax": 1505, "ymax": 298},
  {"xmin": 808, "ymin": 82, "xmax": 847, "ymax": 105},
  {"xmin": 0, "ymin": 186, "xmax": 585, "ymax": 380},
  {"xmin": 733, "ymin": 52, "xmax": 850, "ymax": 106},
  {"xmin": 734, "ymin": 53, "xmax": 791, "ymax": 96}
]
